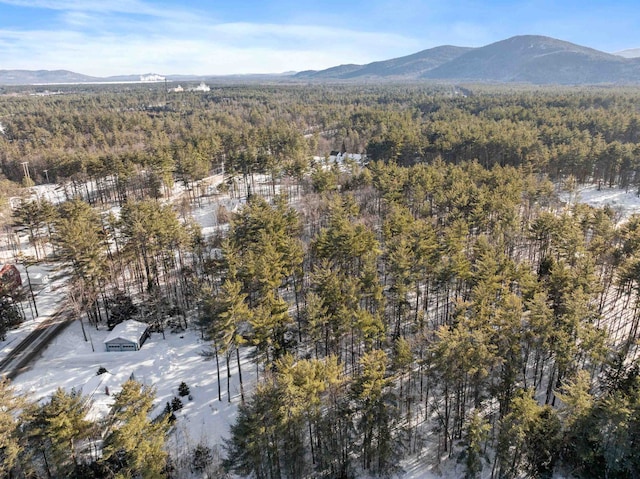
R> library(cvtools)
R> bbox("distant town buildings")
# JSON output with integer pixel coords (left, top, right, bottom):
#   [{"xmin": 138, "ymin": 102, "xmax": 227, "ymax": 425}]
[
  {"xmin": 193, "ymin": 81, "xmax": 210, "ymax": 92},
  {"xmin": 170, "ymin": 82, "xmax": 210, "ymax": 93},
  {"xmin": 140, "ymin": 74, "xmax": 166, "ymax": 82}
]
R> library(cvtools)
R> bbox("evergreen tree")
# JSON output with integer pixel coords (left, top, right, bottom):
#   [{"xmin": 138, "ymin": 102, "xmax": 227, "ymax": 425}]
[
  {"xmin": 225, "ymin": 381, "xmax": 283, "ymax": 479},
  {"xmin": 0, "ymin": 295, "xmax": 22, "ymax": 341},
  {"xmin": 171, "ymin": 396, "xmax": 183, "ymax": 411},
  {"xmin": 206, "ymin": 277, "xmax": 251, "ymax": 401},
  {"xmin": 178, "ymin": 382, "xmax": 190, "ymax": 397},
  {"xmin": 55, "ymin": 198, "xmax": 108, "ymax": 326},
  {"xmin": 24, "ymin": 387, "xmax": 93, "ymax": 476},
  {"xmin": 462, "ymin": 411, "xmax": 490, "ymax": 479},
  {"xmin": 55, "ymin": 198, "xmax": 108, "ymax": 285},
  {"xmin": 354, "ymin": 349, "xmax": 399, "ymax": 475},
  {"xmin": 250, "ymin": 290, "xmax": 292, "ymax": 366},
  {"xmin": 496, "ymin": 390, "xmax": 561, "ymax": 479},
  {"xmin": 103, "ymin": 380, "xmax": 168, "ymax": 479},
  {"xmin": 0, "ymin": 379, "xmax": 27, "ymax": 476}
]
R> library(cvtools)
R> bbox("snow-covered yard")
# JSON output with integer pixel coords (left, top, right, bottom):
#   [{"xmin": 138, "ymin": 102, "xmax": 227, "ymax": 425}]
[{"xmin": 11, "ymin": 317, "xmax": 251, "ymax": 457}]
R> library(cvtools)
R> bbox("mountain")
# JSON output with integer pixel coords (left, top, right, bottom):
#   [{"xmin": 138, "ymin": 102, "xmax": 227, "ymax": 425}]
[
  {"xmin": 0, "ymin": 70, "xmax": 174, "ymax": 85},
  {"xmin": 296, "ymin": 64, "xmax": 363, "ymax": 80},
  {"xmin": 0, "ymin": 70, "xmax": 295, "ymax": 85},
  {"xmin": 4, "ymin": 36, "xmax": 640, "ymax": 86},
  {"xmin": 422, "ymin": 35, "xmax": 640, "ymax": 83},
  {"xmin": 615, "ymin": 48, "xmax": 640, "ymax": 59},
  {"xmin": 297, "ymin": 35, "xmax": 640, "ymax": 84},
  {"xmin": 0, "ymin": 69, "xmax": 99, "ymax": 85},
  {"xmin": 295, "ymin": 45, "xmax": 473, "ymax": 79}
]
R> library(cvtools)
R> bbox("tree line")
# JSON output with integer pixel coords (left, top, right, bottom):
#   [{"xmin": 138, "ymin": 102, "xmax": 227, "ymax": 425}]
[{"xmin": 2, "ymin": 85, "xmax": 640, "ymax": 200}]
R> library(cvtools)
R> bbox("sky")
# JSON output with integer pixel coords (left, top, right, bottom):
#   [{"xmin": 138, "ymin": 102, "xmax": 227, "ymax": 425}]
[{"xmin": 0, "ymin": 0, "xmax": 639, "ymax": 77}]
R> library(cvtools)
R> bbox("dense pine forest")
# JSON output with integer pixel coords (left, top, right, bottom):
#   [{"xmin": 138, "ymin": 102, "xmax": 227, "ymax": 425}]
[{"xmin": 1, "ymin": 84, "xmax": 640, "ymax": 478}]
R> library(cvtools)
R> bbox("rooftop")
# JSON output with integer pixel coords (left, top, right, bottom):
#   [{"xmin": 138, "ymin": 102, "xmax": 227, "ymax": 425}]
[{"xmin": 104, "ymin": 319, "xmax": 149, "ymax": 344}]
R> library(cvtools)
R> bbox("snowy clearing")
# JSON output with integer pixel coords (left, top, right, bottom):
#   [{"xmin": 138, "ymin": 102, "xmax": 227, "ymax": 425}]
[
  {"xmin": 560, "ymin": 184, "xmax": 640, "ymax": 221},
  {"xmin": 11, "ymin": 317, "xmax": 252, "ymax": 455}
]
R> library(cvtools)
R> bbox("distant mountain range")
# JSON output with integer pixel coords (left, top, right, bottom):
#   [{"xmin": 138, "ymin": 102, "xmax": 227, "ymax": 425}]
[
  {"xmin": 297, "ymin": 35, "xmax": 640, "ymax": 84},
  {"xmin": 0, "ymin": 70, "xmax": 208, "ymax": 86},
  {"xmin": 615, "ymin": 48, "xmax": 640, "ymax": 59},
  {"xmin": 2, "ymin": 35, "xmax": 640, "ymax": 86},
  {"xmin": 0, "ymin": 70, "xmax": 299, "ymax": 86},
  {"xmin": 295, "ymin": 45, "xmax": 474, "ymax": 80},
  {"xmin": 0, "ymin": 69, "xmax": 100, "ymax": 84}
]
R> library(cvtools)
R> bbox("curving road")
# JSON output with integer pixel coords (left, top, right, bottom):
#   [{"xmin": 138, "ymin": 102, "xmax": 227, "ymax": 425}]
[{"xmin": 0, "ymin": 308, "xmax": 73, "ymax": 380}]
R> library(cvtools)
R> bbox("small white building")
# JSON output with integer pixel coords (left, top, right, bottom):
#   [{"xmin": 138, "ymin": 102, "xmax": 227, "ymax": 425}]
[
  {"xmin": 191, "ymin": 81, "xmax": 210, "ymax": 92},
  {"xmin": 104, "ymin": 320, "xmax": 150, "ymax": 352}
]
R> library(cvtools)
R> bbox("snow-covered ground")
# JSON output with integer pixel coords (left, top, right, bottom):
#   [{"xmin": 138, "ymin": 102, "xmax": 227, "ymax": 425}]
[
  {"xmin": 12, "ymin": 317, "xmax": 250, "ymax": 457},
  {"xmin": 0, "ymin": 262, "xmax": 67, "ymax": 358},
  {"xmin": 560, "ymin": 184, "xmax": 640, "ymax": 221},
  {"xmin": 12, "ymin": 315, "xmax": 447, "ymax": 477},
  {"xmin": 4, "ymin": 177, "xmax": 253, "ymax": 468}
]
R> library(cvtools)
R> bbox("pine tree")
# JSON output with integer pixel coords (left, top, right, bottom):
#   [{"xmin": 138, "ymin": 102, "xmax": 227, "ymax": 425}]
[
  {"xmin": 178, "ymin": 381, "xmax": 190, "ymax": 397},
  {"xmin": 0, "ymin": 379, "xmax": 27, "ymax": 476},
  {"xmin": 0, "ymin": 295, "xmax": 22, "ymax": 341},
  {"xmin": 250, "ymin": 290, "xmax": 291, "ymax": 367},
  {"xmin": 225, "ymin": 381, "xmax": 283, "ymax": 479},
  {"xmin": 55, "ymin": 199, "xmax": 109, "ymax": 327},
  {"xmin": 495, "ymin": 390, "xmax": 561, "ymax": 479},
  {"xmin": 55, "ymin": 198, "xmax": 108, "ymax": 285},
  {"xmin": 206, "ymin": 278, "xmax": 251, "ymax": 401},
  {"xmin": 354, "ymin": 349, "xmax": 396, "ymax": 474},
  {"xmin": 13, "ymin": 199, "xmax": 56, "ymax": 260},
  {"xmin": 463, "ymin": 411, "xmax": 490, "ymax": 479},
  {"xmin": 275, "ymin": 354, "xmax": 343, "ymax": 471},
  {"xmin": 24, "ymin": 387, "xmax": 93, "ymax": 476},
  {"xmin": 392, "ymin": 336, "xmax": 413, "ymax": 416},
  {"xmin": 103, "ymin": 380, "xmax": 168, "ymax": 479},
  {"xmin": 171, "ymin": 396, "xmax": 183, "ymax": 411}
]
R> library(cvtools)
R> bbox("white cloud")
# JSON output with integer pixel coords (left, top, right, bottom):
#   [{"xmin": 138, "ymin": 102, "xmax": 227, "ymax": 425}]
[
  {"xmin": 206, "ymin": 22, "xmax": 418, "ymax": 53},
  {"xmin": 0, "ymin": 0, "xmax": 183, "ymax": 18},
  {"xmin": 0, "ymin": 0, "xmax": 425, "ymax": 75},
  {"xmin": 0, "ymin": 11, "xmax": 421, "ymax": 76}
]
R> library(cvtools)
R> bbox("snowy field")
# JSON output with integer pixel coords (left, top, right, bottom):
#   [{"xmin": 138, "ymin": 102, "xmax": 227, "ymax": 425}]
[
  {"xmin": 12, "ymin": 317, "xmax": 250, "ymax": 459},
  {"xmin": 560, "ymin": 184, "xmax": 640, "ymax": 221}
]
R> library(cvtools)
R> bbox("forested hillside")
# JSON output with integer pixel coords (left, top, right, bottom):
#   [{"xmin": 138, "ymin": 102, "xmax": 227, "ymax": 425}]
[{"xmin": 1, "ymin": 84, "xmax": 640, "ymax": 478}]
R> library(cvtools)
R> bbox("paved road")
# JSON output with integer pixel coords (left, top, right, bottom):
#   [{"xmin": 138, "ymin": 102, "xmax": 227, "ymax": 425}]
[{"xmin": 0, "ymin": 308, "xmax": 73, "ymax": 380}]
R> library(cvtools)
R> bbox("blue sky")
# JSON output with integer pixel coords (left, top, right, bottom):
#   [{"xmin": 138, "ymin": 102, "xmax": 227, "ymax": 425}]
[{"xmin": 0, "ymin": 0, "xmax": 638, "ymax": 76}]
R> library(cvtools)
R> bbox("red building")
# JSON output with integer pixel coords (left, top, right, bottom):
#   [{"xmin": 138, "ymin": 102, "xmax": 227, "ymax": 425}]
[{"xmin": 0, "ymin": 264, "xmax": 22, "ymax": 296}]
